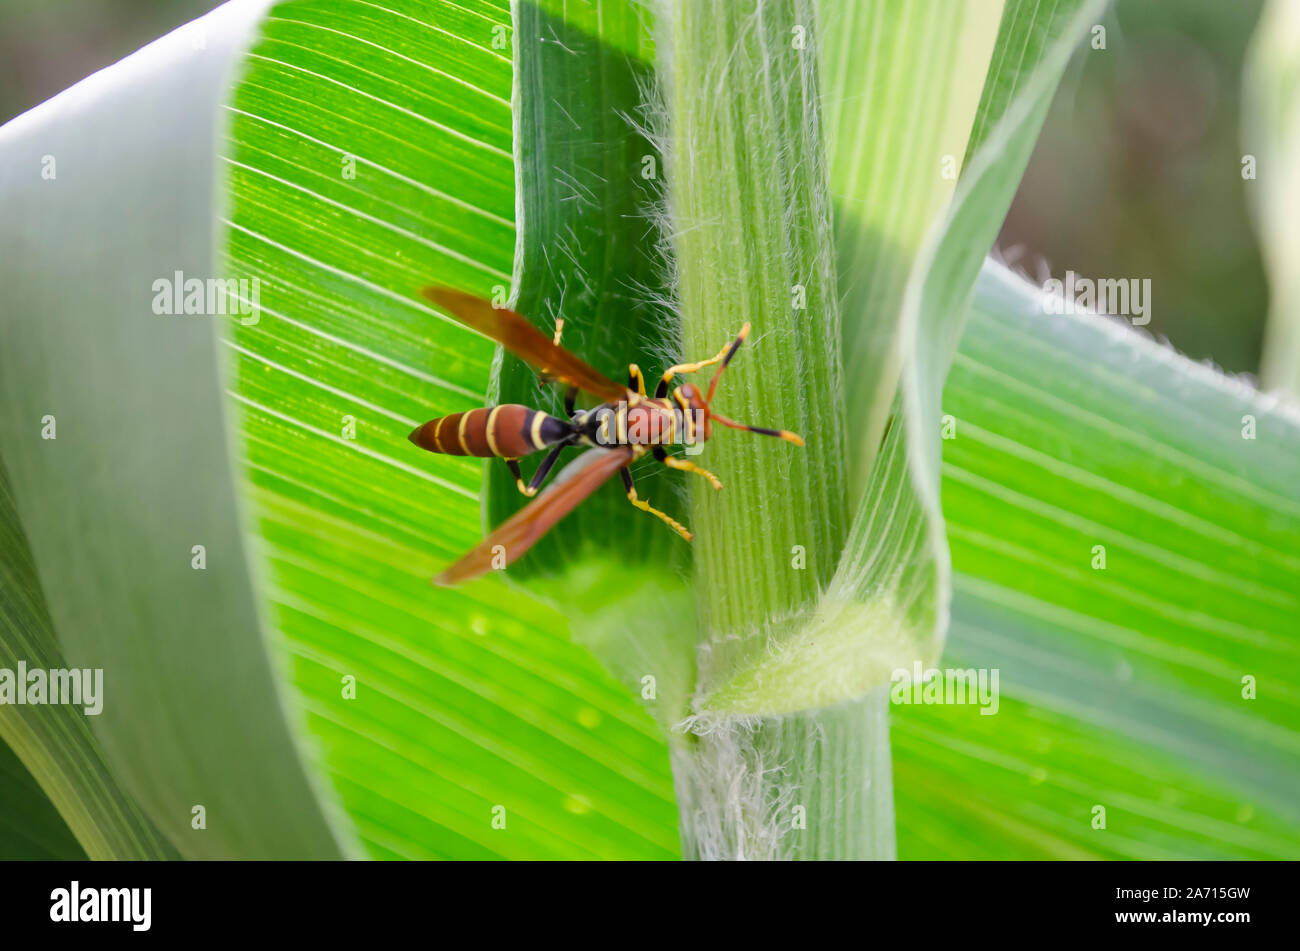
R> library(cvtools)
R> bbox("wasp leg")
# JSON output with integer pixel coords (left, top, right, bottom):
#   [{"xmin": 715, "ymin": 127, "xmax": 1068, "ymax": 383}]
[
  {"xmin": 504, "ymin": 458, "xmax": 531, "ymax": 496},
  {"xmin": 525, "ymin": 445, "xmax": 565, "ymax": 496},
  {"xmin": 628, "ymin": 364, "xmax": 647, "ymax": 397},
  {"xmin": 564, "ymin": 385, "xmax": 577, "ymax": 417},
  {"xmin": 653, "ymin": 446, "xmax": 722, "ymax": 490},
  {"xmin": 655, "ymin": 338, "xmax": 735, "ymax": 398},
  {"xmin": 535, "ymin": 318, "xmax": 568, "ymax": 389},
  {"xmin": 620, "ymin": 468, "xmax": 692, "ymax": 541},
  {"xmin": 505, "ymin": 445, "xmax": 565, "ymax": 498}
]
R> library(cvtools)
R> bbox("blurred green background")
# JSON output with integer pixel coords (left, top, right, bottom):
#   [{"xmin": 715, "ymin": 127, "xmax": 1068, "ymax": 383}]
[
  {"xmin": 1001, "ymin": 0, "xmax": 1268, "ymax": 374},
  {"xmin": 0, "ymin": 0, "xmax": 1271, "ymax": 374}
]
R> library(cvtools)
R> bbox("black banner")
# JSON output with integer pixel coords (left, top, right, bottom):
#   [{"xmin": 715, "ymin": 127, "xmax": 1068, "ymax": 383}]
[{"xmin": 0, "ymin": 860, "xmax": 1284, "ymax": 938}]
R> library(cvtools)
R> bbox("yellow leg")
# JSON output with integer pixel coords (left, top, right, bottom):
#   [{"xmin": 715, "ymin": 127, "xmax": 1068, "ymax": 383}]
[
  {"xmin": 661, "ymin": 454, "xmax": 723, "ymax": 490},
  {"xmin": 536, "ymin": 319, "xmax": 567, "ymax": 388},
  {"xmin": 659, "ymin": 343, "xmax": 730, "ymax": 390},
  {"xmin": 627, "ymin": 489, "xmax": 693, "ymax": 541},
  {"xmin": 505, "ymin": 458, "xmax": 538, "ymax": 497}
]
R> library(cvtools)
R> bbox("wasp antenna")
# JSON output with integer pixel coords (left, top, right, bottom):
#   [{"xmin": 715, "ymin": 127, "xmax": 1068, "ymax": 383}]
[
  {"xmin": 706, "ymin": 323, "xmax": 752, "ymax": 402},
  {"xmin": 710, "ymin": 412, "xmax": 804, "ymax": 446}
]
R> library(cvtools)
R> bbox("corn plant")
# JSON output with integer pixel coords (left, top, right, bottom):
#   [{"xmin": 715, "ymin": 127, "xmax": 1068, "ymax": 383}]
[{"xmin": 0, "ymin": 0, "xmax": 1297, "ymax": 860}]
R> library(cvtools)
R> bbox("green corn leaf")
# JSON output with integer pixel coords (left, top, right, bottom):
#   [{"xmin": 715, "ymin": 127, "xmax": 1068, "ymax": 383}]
[
  {"xmin": 220, "ymin": 0, "xmax": 680, "ymax": 858},
  {"xmin": 480, "ymin": 0, "xmax": 697, "ymax": 713},
  {"xmin": 0, "ymin": 740, "xmax": 85, "ymax": 860},
  {"xmin": 895, "ymin": 261, "xmax": 1300, "ymax": 859},
  {"xmin": 0, "ymin": 0, "xmax": 346, "ymax": 859},
  {"xmin": 821, "ymin": 0, "xmax": 1004, "ymax": 493},
  {"xmin": 486, "ymin": 1, "xmax": 676, "ymax": 572},
  {"xmin": 0, "ymin": 463, "xmax": 168, "ymax": 859},
  {"xmin": 963, "ymin": 0, "xmax": 1095, "ymax": 161}
]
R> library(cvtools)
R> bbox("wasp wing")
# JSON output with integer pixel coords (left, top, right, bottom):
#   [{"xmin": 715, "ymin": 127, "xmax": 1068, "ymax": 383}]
[
  {"xmin": 433, "ymin": 447, "xmax": 635, "ymax": 586},
  {"xmin": 422, "ymin": 287, "xmax": 629, "ymax": 402}
]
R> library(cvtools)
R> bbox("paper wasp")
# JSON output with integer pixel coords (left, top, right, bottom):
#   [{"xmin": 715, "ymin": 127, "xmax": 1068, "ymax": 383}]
[{"xmin": 411, "ymin": 287, "xmax": 803, "ymax": 585}]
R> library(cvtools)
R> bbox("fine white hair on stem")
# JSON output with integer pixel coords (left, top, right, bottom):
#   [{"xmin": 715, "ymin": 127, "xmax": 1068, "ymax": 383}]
[{"xmin": 635, "ymin": 0, "xmax": 887, "ymax": 860}]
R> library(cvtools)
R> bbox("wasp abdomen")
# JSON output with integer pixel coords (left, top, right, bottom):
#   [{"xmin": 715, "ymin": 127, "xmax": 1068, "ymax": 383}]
[{"xmin": 409, "ymin": 405, "xmax": 571, "ymax": 458}]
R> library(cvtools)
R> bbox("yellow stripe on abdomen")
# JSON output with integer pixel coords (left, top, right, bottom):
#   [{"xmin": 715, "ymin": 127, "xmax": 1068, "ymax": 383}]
[
  {"xmin": 529, "ymin": 410, "xmax": 547, "ymax": 451},
  {"xmin": 485, "ymin": 405, "xmax": 504, "ymax": 456}
]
